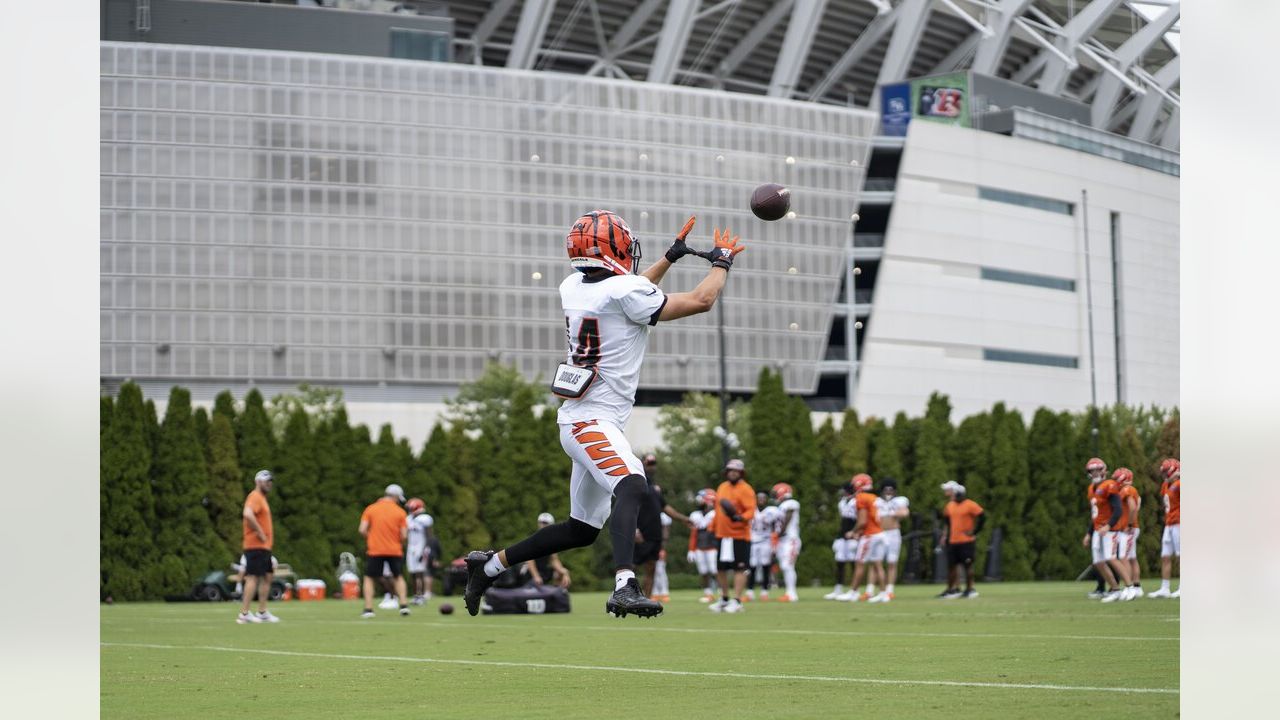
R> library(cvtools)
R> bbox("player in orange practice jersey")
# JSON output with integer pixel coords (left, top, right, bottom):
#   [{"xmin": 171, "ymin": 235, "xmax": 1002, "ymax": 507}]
[
  {"xmin": 1149, "ymin": 458, "xmax": 1181, "ymax": 598},
  {"xmin": 843, "ymin": 473, "xmax": 885, "ymax": 602},
  {"xmin": 1113, "ymin": 468, "xmax": 1144, "ymax": 597},
  {"xmin": 1082, "ymin": 458, "xmax": 1133, "ymax": 602}
]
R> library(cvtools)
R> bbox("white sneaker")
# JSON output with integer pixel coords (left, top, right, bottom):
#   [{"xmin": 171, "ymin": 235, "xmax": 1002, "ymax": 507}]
[
  {"xmin": 723, "ymin": 599, "xmax": 744, "ymax": 614},
  {"xmin": 256, "ymin": 610, "xmax": 280, "ymax": 623},
  {"xmin": 411, "ymin": 595, "xmax": 425, "ymax": 606},
  {"xmin": 1147, "ymin": 587, "xmax": 1171, "ymax": 598},
  {"xmin": 868, "ymin": 592, "xmax": 889, "ymax": 604},
  {"xmin": 782, "ymin": 592, "xmax": 799, "ymax": 603},
  {"xmin": 399, "ymin": 606, "xmax": 411, "ymax": 616},
  {"xmin": 699, "ymin": 594, "xmax": 714, "ymax": 603},
  {"xmin": 1170, "ymin": 589, "xmax": 1180, "ymax": 598},
  {"xmin": 1086, "ymin": 590, "xmax": 1105, "ymax": 599},
  {"xmin": 236, "ymin": 612, "xmax": 262, "ymax": 624},
  {"xmin": 823, "ymin": 588, "xmax": 844, "ymax": 600},
  {"xmin": 361, "ymin": 609, "xmax": 375, "ymax": 619},
  {"xmin": 1121, "ymin": 587, "xmax": 1136, "ymax": 601},
  {"xmin": 1131, "ymin": 586, "xmax": 1144, "ymax": 598},
  {"xmin": 378, "ymin": 595, "xmax": 398, "ymax": 610},
  {"xmin": 835, "ymin": 590, "xmax": 857, "ymax": 602},
  {"xmin": 759, "ymin": 591, "xmax": 770, "ymax": 601},
  {"xmin": 1100, "ymin": 590, "xmax": 1121, "ymax": 603},
  {"xmin": 744, "ymin": 590, "xmax": 755, "ymax": 601},
  {"xmin": 709, "ymin": 599, "xmax": 728, "ymax": 613}
]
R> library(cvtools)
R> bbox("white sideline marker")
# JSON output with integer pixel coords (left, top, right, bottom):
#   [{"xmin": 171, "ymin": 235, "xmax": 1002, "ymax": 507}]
[{"xmin": 101, "ymin": 642, "xmax": 1178, "ymax": 695}]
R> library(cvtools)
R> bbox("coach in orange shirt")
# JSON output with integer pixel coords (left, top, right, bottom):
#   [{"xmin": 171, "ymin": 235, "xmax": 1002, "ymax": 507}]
[
  {"xmin": 359, "ymin": 484, "xmax": 410, "ymax": 618},
  {"xmin": 938, "ymin": 481, "xmax": 985, "ymax": 599},
  {"xmin": 710, "ymin": 459, "xmax": 755, "ymax": 613},
  {"xmin": 238, "ymin": 469, "xmax": 279, "ymax": 624}
]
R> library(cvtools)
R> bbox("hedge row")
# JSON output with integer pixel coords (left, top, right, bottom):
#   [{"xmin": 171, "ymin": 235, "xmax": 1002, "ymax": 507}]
[{"xmin": 100, "ymin": 365, "xmax": 1178, "ymax": 600}]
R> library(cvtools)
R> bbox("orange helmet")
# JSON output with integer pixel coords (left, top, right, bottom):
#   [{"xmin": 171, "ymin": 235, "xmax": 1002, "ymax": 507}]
[
  {"xmin": 1112, "ymin": 468, "xmax": 1134, "ymax": 485},
  {"xmin": 1160, "ymin": 458, "xmax": 1180, "ymax": 479},
  {"xmin": 852, "ymin": 473, "xmax": 873, "ymax": 492},
  {"xmin": 566, "ymin": 210, "xmax": 641, "ymax": 276},
  {"xmin": 406, "ymin": 498, "xmax": 425, "ymax": 514},
  {"xmin": 698, "ymin": 489, "xmax": 717, "ymax": 507},
  {"xmin": 1085, "ymin": 457, "xmax": 1107, "ymax": 479},
  {"xmin": 772, "ymin": 483, "xmax": 794, "ymax": 501}
]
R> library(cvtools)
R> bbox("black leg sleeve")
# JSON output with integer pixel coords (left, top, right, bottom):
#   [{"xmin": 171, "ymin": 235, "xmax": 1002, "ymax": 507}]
[
  {"xmin": 609, "ymin": 474, "xmax": 648, "ymax": 571},
  {"xmin": 504, "ymin": 519, "xmax": 599, "ymax": 566}
]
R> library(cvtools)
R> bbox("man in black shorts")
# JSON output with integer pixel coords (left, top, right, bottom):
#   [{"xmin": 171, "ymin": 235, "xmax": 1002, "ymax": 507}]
[
  {"xmin": 634, "ymin": 467, "xmax": 691, "ymax": 599},
  {"xmin": 359, "ymin": 484, "xmax": 410, "ymax": 618}
]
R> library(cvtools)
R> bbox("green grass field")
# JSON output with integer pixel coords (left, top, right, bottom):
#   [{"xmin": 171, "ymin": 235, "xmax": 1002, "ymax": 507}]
[{"xmin": 101, "ymin": 582, "xmax": 1179, "ymax": 719}]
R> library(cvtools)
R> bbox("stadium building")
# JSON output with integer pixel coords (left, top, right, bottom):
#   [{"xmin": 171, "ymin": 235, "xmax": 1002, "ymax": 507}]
[{"xmin": 100, "ymin": 0, "xmax": 1179, "ymax": 445}]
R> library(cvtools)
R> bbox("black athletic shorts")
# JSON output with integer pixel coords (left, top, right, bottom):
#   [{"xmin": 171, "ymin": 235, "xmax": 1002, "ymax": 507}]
[
  {"xmin": 717, "ymin": 539, "xmax": 751, "ymax": 571},
  {"xmin": 633, "ymin": 540, "xmax": 661, "ymax": 566},
  {"xmin": 244, "ymin": 549, "xmax": 273, "ymax": 577},
  {"xmin": 365, "ymin": 555, "xmax": 403, "ymax": 578},
  {"xmin": 947, "ymin": 542, "xmax": 976, "ymax": 566}
]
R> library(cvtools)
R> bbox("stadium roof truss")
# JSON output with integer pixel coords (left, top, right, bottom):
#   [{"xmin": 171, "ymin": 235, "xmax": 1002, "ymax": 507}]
[{"xmin": 444, "ymin": 0, "xmax": 1179, "ymax": 148}]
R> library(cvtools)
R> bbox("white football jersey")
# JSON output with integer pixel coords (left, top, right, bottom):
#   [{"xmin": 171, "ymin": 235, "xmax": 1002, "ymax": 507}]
[
  {"xmin": 407, "ymin": 513, "xmax": 433, "ymax": 551},
  {"xmin": 838, "ymin": 496, "xmax": 858, "ymax": 519},
  {"xmin": 875, "ymin": 496, "xmax": 909, "ymax": 520},
  {"xmin": 556, "ymin": 272, "xmax": 667, "ymax": 427},
  {"xmin": 689, "ymin": 509, "xmax": 705, "ymax": 528},
  {"xmin": 660, "ymin": 512, "xmax": 672, "ymax": 528},
  {"xmin": 778, "ymin": 498, "xmax": 801, "ymax": 539},
  {"xmin": 751, "ymin": 505, "xmax": 782, "ymax": 543}
]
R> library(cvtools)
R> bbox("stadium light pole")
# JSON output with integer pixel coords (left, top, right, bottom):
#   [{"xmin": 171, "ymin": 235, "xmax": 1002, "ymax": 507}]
[
  {"xmin": 1081, "ymin": 188, "xmax": 1101, "ymax": 455},
  {"xmin": 717, "ymin": 297, "xmax": 730, "ymax": 467}
]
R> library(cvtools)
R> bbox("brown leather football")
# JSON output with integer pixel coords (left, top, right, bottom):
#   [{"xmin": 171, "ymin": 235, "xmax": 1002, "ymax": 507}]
[{"xmin": 750, "ymin": 183, "xmax": 790, "ymax": 221}]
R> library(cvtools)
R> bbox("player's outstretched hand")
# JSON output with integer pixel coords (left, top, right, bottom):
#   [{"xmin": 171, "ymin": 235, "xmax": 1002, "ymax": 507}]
[
  {"xmin": 702, "ymin": 227, "xmax": 745, "ymax": 271},
  {"xmin": 664, "ymin": 215, "xmax": 699, "ymax": 263}
]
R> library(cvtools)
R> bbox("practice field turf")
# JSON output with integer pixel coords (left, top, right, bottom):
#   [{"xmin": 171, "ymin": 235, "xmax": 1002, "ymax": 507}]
[{"xmin": 101, "ymin": 582, "xmax": 1179, "ymax": 719}]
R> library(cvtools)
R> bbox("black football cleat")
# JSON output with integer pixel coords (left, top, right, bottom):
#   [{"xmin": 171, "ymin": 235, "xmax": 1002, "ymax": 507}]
[
  {"xmin": 605, "ymin": 578, "xmax": 664, "ymax": 619},
  {"xmin": 463, "ymin": 550, "xmax": 497, "ymax": 617}
]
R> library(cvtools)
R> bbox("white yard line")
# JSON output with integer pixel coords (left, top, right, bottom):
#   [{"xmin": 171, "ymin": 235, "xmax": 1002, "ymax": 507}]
[{"xmin": 101, "ymin": 642, "xmax": 1178, "ymax": 695}]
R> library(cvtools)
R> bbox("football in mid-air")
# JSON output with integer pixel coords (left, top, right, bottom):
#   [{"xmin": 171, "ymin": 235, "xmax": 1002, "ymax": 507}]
[
  {"xmin": 439, "ymin": 603, "xmax": 454, "ymax": 615},
  {"xmin": 750, "ymin": 183, "xmax": 791, "ymax": 221}
]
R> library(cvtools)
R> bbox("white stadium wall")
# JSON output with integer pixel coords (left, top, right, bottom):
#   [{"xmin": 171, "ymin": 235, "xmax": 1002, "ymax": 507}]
[{"xmin": 855, "ymin": 121, "xmax": 1178, "ymax": 420}]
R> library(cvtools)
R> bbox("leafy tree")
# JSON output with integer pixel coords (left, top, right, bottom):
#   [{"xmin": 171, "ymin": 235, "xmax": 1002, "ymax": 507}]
[
  {"xmin": 192, "ymin": 406, "xmax": 210, "ymax": 463},
  {"xmin": 267, "ymin": 383, "xmax": 345, "ymax": 441},
  {"xmin": 835, "ymin": 408, "xmax": 867, "ymax": 477},
  {"xmin": 655, "ymin": 392, "xmax": 750, "ymax": 502},
  {"xmin": 206, "ymin": 413, "xmax": 245, "ymax": 553},
  {"xmin": 101, "ymin": 383, "xmax": 156, "ymax": 600},
  {"xmin": 212, "ymin": 390, "xmax": 237, "ymax": 422},
  {"xmin": 151, "ymin": 387, "xmax": 226, "ymax": 594},
  {"xmin": 275, "ymin": 408, "xmax": 330, "ymax": 578},
  {"xmin": 986, "ymin": 405, "xmax": 1032, "ymax": 580},
  {"xmin": 892, "ymin": 411, "xmax": 919, "ymax": 485},
  {"xmin": 143, "ymin": 399, "xmax": 160, "ymax": 458},
  {"xmin": 866, "ymin": 417, "xmax": 904, "ymax": 482},
  {"xmin": 236, "ymin": 388, "xmax": 276, "ymax": 486},
  {"xmin": 1025, "ymin": 409, "xmax": 1079, "ymax": 579}
]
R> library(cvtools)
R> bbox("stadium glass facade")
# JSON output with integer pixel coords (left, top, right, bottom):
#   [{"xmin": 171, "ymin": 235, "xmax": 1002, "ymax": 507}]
[{"xmin": 100, "ymin": 42, "xmax": 875, "ymax": 397}]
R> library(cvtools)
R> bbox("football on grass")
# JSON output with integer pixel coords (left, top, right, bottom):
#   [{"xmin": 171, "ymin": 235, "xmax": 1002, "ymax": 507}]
[
  {"xmin": 439, "ymin": 603, "xmax": 454, "ymax": 615},
  {"xmin": 750, "ymin": 183, "xmax": 791, "ymax": 221}
]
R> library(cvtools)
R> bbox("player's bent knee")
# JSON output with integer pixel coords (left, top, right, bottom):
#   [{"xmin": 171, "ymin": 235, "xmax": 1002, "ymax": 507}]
[{"xmin": 565, "ymin": 518, "xmax": 600, "ymax": 548}]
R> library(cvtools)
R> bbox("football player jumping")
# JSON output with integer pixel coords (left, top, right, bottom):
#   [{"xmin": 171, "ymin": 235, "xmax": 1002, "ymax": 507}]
[{"xmin": 462, "ymin": 211, "xmax": 744, "ymax": 619}]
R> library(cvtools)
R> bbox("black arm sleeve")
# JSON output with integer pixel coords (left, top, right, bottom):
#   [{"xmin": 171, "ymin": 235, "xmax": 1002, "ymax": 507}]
[
  {"xmin": 973, "ymin": 512, "xmax": 986, "ymax": 535},
  {"xmin": 1108, "ymin": 494, "xmax": 1123, "ymax": 530}
]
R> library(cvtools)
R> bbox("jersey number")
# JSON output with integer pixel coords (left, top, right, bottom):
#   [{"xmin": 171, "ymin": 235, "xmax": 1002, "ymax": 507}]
[{"xmin": 570, "ymin": 317, "xmax": 601, "ymax": 367}]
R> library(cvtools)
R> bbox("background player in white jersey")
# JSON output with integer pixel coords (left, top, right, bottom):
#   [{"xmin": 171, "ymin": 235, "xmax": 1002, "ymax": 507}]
[
  {"xmin": 746, "ymin": 492, "xmax": 781, "ymax": 601},
  {"xmin": 463, "ymin": 211, "xmax": 744, "ymax": 619},
  {"xmin": 826, "ymin": 482, "xmax": 859, "ymax": 600},
  {"xmin": 687, "ymin": 489, "xmax": 720, "ymax": 602},
  {"xmin": 404, "ymin": 498, "xmax": 435, "ymax": 606},
  {"xmin": 772, "ymin": 483, "xmax": 802, "ymax": 602},
  {"xmin": 651, "ymin": 512, "xmax": 672, "ymax": 602},
  {"xmin": 871, "ymin": 480, "xmax": 909, "ymax": 602}
]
